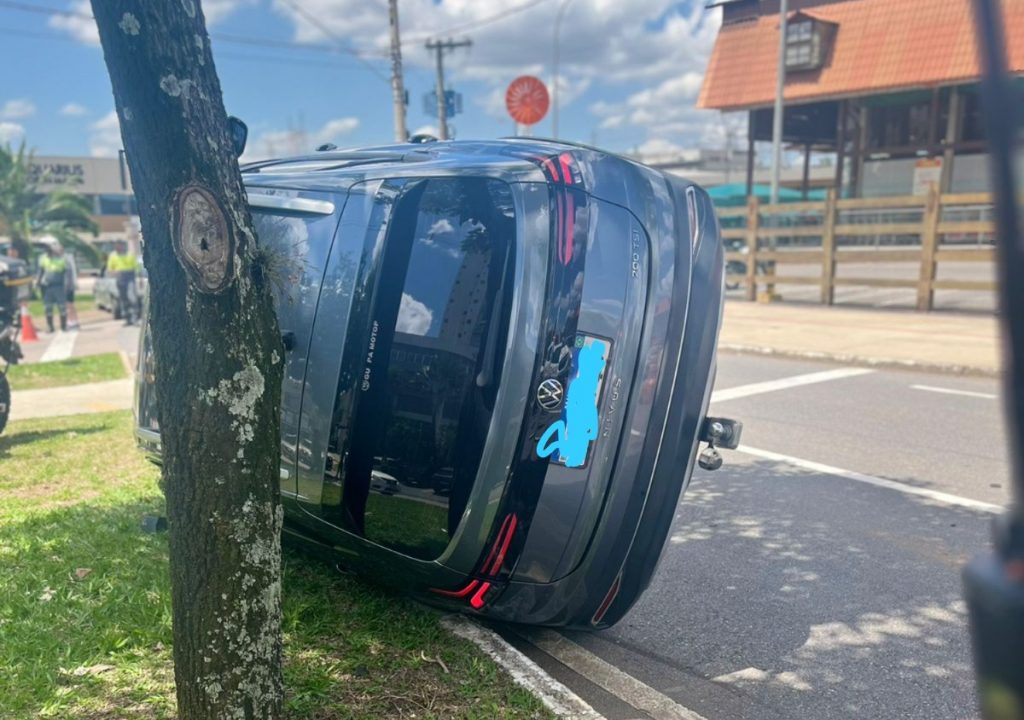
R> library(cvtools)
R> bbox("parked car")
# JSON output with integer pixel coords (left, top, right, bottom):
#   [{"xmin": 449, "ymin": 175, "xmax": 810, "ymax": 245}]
[
  {"xmin": 135, "ymin": 138, "xmax": 739, "ymax": 629},
  {"xmin": 95, "ymin": 266, "xmax": 146, "ymax": 319}
]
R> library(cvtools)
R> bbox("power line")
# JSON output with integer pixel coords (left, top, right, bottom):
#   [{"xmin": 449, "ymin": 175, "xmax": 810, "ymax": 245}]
[
  {"xmin": 0, "ymin": 0, "xmax": 389, "ymax": 73},
  {"xmin": 275, "ymin": 0, "xmax": 390, "ymax": 83},
  {"xmin": 0, "ymin": 0, "xmax": 553, "ymax": 83},
  {"xmin": 404, "ymin": 0, "xmax": 553, "ymax": 43},
  {"xmin": 0, "ymin": 24, "xmax": 375, "ymax": 72}
]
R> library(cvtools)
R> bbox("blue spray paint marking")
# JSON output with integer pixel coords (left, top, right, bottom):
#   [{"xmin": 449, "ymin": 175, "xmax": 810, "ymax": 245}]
[{"xmin": 537, "ymin": 338, "xmax": 609, "ymax": 468}]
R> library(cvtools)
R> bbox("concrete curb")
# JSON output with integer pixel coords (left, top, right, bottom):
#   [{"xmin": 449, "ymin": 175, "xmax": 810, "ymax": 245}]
[
  {"xmin": 118, "ymin": 349, "xmax": 136, "ymax": 377},
  {"xmin": 718, "ymin": 343, "xmax": 999, "ymax": 378},
  {"xmin": 440, "ymin": 615, "xmax": 604, "ymax": 719}
]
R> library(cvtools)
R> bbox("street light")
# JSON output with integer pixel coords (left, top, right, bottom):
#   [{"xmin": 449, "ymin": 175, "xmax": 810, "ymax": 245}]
[{"xmin": 552, "ymin": 0, "xmax": 575, "ymax": 140}]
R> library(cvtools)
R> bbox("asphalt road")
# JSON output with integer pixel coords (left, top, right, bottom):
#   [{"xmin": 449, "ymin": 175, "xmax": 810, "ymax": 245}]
[{"xmin": 527, "ymin": 353, "xmax": 1007, "ymax": 720}]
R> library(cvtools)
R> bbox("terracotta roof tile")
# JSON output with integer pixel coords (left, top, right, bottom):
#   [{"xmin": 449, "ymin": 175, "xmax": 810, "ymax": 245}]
[{"xmin": 697, "ymin": 0, "xmax": 1024, "ymax": 110}]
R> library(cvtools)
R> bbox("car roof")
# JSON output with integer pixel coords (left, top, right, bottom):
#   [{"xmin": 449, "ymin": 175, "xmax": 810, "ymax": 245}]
[{"xmin": 239, "ymin": 138, "xmax": 645, "ymax": 193}]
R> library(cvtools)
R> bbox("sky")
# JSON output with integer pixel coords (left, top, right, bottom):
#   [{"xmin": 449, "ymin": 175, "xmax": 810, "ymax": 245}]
[{"xmin": 0, "ymin": 0, "xmax": 733, "ymax": 162}]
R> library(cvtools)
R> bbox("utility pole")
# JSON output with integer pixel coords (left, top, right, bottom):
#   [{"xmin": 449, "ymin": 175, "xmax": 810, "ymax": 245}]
[
  {"xmin": 770, "ymin": 0, "xmax": 789, "ymax": 205},
  {"xmin": 388, "ymin": 0, "xmax": 407, "ymax": 143},
  {"xmin": 426, "ymin": 38, "xmax": 471, "ymax": 141},
  {"xmin": 766, "ymin": 0, "xmax": 789, "ymax": 300}
]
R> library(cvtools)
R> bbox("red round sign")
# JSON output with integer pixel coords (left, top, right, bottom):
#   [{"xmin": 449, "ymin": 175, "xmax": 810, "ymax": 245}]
[{"xmin": 506, "ymin": 75, "xmax": 550, "ymax": 126}]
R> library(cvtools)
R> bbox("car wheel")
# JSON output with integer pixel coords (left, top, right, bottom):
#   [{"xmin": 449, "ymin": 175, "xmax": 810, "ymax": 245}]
[{"xmin": 0, "ymin": 374, "xmax": 10, "ymax": 436}]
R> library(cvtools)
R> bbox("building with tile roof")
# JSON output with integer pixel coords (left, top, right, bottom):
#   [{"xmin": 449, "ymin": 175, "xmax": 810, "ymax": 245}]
[{"xmin": 698, "ymin": 0, "xmax": 1024, "ymax": 197}]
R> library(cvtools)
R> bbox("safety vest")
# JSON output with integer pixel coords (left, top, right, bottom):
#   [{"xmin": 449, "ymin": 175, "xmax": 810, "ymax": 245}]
[
  {"xmin": 40, "ymin": 255, "xmax": 67, "ymax": 273},
  {"xmin": 108, "ymin": 251, "xmax": 138, "ymax": 273}
]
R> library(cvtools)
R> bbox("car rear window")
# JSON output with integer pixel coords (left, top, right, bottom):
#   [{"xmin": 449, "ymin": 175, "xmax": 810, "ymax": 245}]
[{"xmin": 336, "ymin": 177, "xmax": 516, "ymax": 560}]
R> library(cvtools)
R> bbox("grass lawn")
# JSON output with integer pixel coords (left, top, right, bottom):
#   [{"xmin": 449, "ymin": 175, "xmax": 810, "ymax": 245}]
[
  {"xmin": 7, "ymin": 352, "xmax": 128, "ymax": 391},
  {"xmin": 0, "ymin": 412, "xmax": 551, "ymax": 719}
]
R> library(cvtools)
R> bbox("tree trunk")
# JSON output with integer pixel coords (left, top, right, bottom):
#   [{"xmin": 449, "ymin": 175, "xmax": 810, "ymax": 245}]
[{"xmin": 90, "ymin": 3, "xmax": 284, "ymax": 718}]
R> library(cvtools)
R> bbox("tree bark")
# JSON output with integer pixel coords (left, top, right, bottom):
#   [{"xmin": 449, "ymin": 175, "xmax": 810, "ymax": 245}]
[{"xmin": 90, "ymin": 3, "xmax": 284, "ymax": 718}]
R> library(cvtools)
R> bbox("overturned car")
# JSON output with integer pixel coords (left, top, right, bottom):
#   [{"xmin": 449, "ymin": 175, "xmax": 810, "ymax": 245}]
[{"xmin": 136, "ymin": 138, "xmax": 738, "ymax": 629}]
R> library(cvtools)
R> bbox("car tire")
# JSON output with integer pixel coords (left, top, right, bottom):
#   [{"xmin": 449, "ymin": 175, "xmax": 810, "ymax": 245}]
[{"xmin": 0, "ymin": 374, "xmax": 10, "ymax": 436}]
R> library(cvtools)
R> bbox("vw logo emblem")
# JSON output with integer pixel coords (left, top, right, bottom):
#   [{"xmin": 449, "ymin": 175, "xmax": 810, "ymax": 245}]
[{"xmin": 536, "ymin": 378, "xmax": 564, "ymax": 412}]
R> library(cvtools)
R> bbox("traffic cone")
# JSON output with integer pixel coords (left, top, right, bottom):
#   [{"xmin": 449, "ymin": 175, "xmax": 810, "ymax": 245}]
[{"xmin": 19, "ymin": 302, "xmax": 39, "ymax": 342}]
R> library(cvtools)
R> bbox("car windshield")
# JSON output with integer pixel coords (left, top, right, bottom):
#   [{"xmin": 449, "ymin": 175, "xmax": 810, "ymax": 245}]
[{"xmin": 331, "ymin": 177, "xmax": 516, "ymax": 560}]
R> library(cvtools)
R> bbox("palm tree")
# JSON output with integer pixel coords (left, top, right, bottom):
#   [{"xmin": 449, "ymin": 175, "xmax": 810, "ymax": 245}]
[{"xmin": 0, "ymin": 142, "xmax": 100, "ymax": 263}]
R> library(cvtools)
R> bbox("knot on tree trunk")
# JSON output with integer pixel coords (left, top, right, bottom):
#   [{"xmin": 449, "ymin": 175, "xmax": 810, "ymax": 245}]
[{"xmin": 172, "ymin": 184, "xmax": 234, "ymax": 293}]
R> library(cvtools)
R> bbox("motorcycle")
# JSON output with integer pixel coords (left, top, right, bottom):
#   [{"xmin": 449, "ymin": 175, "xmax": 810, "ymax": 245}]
[{"xmin": 0, "ymin": 253, "xmax": 31, "ymax": 434}]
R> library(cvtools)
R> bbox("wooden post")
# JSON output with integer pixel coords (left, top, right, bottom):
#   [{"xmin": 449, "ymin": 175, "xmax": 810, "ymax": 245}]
[
  {"xmin": 802, "ymin": 142, "xmax": 811, "ymax": 199},
  {"xmin": 835, "ymin": 100, "xmax": 847, "ymax": 198},
  {"xmin": 941, "ymin": 87, "xmax": 962, "ymax": 193},
  {"xmin": 916, "ymin": 185, "xmax": 941, "ymax": 311},
  {"xmin": 851, "ymin": 103, "xmax": 868, "ymax": 198},
  {"xmin": 746, "ymin": 110, "xmax": 756, "ymax": 198},
  {"xmin": 745, "ymin": 195, "xmax": 759, "ymax": 301},
  {"xmin": 820, "ymin": 189, "xmax": 838, "ymax": 305}
]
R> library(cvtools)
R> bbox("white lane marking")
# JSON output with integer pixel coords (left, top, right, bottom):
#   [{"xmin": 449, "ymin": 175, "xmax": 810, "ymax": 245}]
[
  {"xmin": 712, "ymin": 367, "xmax": 874, "ymax": 403},
  {"xmin": 911, "ymin": 384, "xmax": 997, "ymax": 400},
  {"xmin": 39, "ymin": 329, "xmax": 78, "ymax": 363},
  {"xmin": 737, "ymin": 445, "xmax": 1003, "ymax": 514},
  {"xmin": 441, "ymin": 616, "xmax": 603, "ymax": 719},
  {"xmin": 522, "ymin": 629, "xmax": 710, "ymax": 720}
]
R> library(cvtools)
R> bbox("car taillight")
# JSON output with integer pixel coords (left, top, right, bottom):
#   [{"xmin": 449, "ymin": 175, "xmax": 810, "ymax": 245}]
[
  {"xmin": 430, "ymin": 512, "xmax": 518, "ymax": 610},
  {"xmin": 591, "ymin": 573, "xmax": 622, "ymax": 626}
]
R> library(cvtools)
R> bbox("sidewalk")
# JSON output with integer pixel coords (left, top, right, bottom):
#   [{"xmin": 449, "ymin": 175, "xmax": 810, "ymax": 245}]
[
  {"xmin": 20, "ymin": 317, "xmax": 139, "ymax": 364},
  {"xmin": 9, "ymin": 302, "xmax": 999, "ymax": 424},
  {"xmin": 9, "ymin": 378, "xmax": 134, "ymax": 422},
  {"xmin": 721, "ymin": 301, "xmax": 1000, "ymax": 375}
]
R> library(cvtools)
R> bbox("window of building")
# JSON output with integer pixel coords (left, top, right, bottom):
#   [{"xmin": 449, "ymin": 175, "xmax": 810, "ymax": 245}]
[{"xmin": 784, "ymin": 17, "xmax": 830, "ymax": 72}]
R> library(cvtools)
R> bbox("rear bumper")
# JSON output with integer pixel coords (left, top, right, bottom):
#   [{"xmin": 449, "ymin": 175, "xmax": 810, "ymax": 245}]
[{"xmin": 486, "ymin": 176, "xmax": 724, "ymax": 628}]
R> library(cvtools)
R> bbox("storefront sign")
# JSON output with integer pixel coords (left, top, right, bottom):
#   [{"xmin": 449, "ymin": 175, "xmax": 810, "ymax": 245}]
[
  {"xmin": 29, "ymin": 161, "xmax": 87, "ymax": 188},
  {"xmin": 912, "ymin": 157, "xmax": 943, "ymax": 196}
]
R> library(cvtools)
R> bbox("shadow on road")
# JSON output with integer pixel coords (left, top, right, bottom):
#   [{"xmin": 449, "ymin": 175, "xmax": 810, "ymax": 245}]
[{"xmin": 577, "ymin": 456, "xmax": 988, "ymax": 720}]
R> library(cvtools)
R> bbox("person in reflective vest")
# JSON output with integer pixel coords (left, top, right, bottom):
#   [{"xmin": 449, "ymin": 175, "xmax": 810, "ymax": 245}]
[
  {"xmin": 107, "ymin": 241, "xmax": 139, "ymax": 326},
  {"xmin": 37, "ymin": 244, "xmax": 69, "ymax": 333}
]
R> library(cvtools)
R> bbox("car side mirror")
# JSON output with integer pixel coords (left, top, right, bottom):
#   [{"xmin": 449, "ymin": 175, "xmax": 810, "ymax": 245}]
[{"xmin": 228, "ymin": 116, "xmax": 248, "ymax": 158}]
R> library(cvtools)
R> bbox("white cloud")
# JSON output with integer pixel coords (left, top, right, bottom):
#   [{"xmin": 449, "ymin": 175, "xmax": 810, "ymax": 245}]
[
  {"xmin": 271, "ymin": 0, "xmax": 723, "ymax": 147},
  {"xmin": 89, "ymin": 111, "xmax": 123, "ymax": 157},
  {"xmin": 60, "ymin": 103, "xmax": 89, "ymax": 117},
  {"xmin": 242, "ymin": 116, "xmax": 361, "ymax": 161},
  {"xmin": 315, "ymin": 117, "xmax": 359, "ymax": 145},
  {"xmin": 0, "ymin": 122, "xmax": 25, "ymax": 144},
  {"xmin": 396, "ymin": 292, "xmax": 433, "ymax": 335},
  {"xmin": 590, "ymin": 68, "xmax": 741, "ymax": 153},
  {"xmin": 0, "ymin": 99, "xmax": 35, "ymax": 120},
  {"xmin": 49, "ymin": 0, "xmax": 253, "ymax": 46},
  {"xmin": 203, "ymin": 0, "xmax": 256, "ymax": 25},
  {"xmin": 48, "ymin": 1, "xmax": 97, "ymax": 45}
]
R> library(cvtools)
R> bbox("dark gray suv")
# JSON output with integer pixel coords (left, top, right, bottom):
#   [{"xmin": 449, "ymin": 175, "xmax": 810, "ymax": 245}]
[{"xmin": 136, "ymin": 138, "xmax": 735, "ymax": 628}]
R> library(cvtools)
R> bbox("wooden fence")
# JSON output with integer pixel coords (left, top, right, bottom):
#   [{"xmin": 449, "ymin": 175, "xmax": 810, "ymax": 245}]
[{"xmin": 717, "ymin": 187, "xmax": 997, "ymax": 311}]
